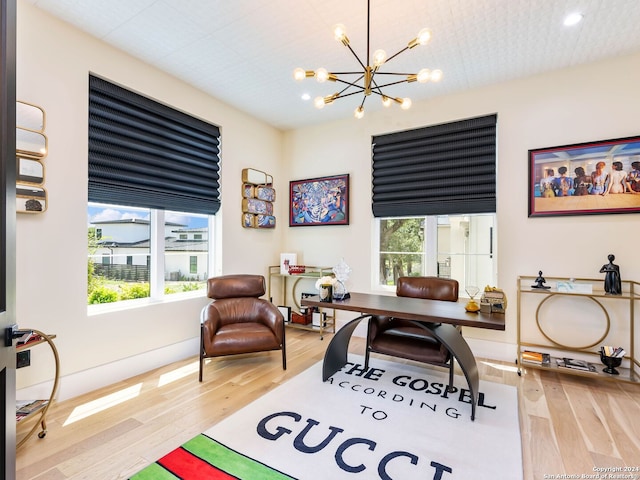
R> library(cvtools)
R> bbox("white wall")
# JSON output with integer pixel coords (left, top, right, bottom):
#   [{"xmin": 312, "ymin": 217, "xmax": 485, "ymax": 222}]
[
  {"xmin": 283, "ymin": 51, "xmax": 640, "ymax": 347},
  {"xmin": 15, "ymin": 1, "xmax": 284, "ymax": 398}
]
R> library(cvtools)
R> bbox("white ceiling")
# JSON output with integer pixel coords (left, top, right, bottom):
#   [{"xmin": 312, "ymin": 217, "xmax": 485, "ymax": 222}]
[{"xmin": 24, "ymin": 0, "xmax": 640, "ymax": 130}]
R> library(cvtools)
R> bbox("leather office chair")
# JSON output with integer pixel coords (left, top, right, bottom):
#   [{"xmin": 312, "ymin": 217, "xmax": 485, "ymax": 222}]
[
  {"xmin": 365, "ymin": 276, "xmax": 460, "ymax": 390},
  {"xmin": 199, "ymin": 274, "xmax": 286, "ymax": 381}
]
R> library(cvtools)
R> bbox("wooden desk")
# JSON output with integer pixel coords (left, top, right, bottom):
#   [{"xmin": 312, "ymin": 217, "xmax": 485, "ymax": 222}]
[{"xmin": 302, "ymin": 292, "xmax": 505, "ymax": 421}]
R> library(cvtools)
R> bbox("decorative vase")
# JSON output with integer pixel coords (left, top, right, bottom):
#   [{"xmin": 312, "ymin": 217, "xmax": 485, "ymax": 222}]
[{"xmin": 319, "ymin": 284, "xmax": 333, "ymax": 302}]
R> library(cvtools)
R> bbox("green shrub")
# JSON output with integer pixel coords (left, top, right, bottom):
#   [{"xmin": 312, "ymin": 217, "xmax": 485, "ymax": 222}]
[
  {"xmin": 182, "ymin": 283, "xmax": 201, "ymax": 292},
  {"xmin": 88, "ymin": 286, "xmax": 119, "ymax": 304},
  {"xmin": 119, "ymin": 283, "xmax": 150, "ymax": 300}
]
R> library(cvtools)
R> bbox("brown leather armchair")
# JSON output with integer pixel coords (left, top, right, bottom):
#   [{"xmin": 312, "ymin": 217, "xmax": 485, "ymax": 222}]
[
  {"xmin": 365, "ymin": 276, "xmax": 460, "ymax": 389},
  {"xmin": 199, "ymin": 274, "xmax": 286, "ymax": 381}
]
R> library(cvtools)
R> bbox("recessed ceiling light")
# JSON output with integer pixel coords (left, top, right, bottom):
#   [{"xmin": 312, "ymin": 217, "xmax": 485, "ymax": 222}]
[
  {"xmin": 301, "ymin": 93, "xmax": 311, "ymax": 101},
  {"xmin": 564, "ymin": 12, "xmax": 583, "ymax": 26}
]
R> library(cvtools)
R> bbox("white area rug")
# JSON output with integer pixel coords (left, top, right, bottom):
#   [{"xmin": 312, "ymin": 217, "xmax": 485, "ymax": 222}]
[{"xmin": 205, "ymin": 355, "xmax": 522, "ymax": 479}]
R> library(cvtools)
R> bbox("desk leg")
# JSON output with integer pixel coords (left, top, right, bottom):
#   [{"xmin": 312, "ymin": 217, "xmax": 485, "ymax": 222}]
[
  {"xmin": 413, "ymin": 322, "xmax": 479, "ymax": 421},
  {"xmin": 322, "ymin": 314, "xmax": 370, "ymax": 381}
]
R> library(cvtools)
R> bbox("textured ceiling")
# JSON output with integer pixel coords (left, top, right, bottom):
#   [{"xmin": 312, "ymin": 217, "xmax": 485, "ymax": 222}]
[{"xmin": 24, "ymin": 0, "xmax": 640, "ymax": 130}]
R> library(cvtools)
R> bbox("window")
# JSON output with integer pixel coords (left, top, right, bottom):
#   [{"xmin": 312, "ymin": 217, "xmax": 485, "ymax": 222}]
[
  {"xmin": 88, "ymin": 204, "xmax": 210, "ymax": 303},
  {"xmin": 376, "ymin": 214, "xmax": 496, "ymax": 290},
  {"xmin": 87, "ymin": 75, "xmax": 219, "ymax": 306},
  {"xmin": 373, "ymin": 115, "xmax": 497, "ymax": 290}
]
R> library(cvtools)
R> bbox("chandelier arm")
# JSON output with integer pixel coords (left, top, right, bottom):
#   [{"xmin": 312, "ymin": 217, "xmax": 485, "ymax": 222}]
[
  {"xmin": 373, "ymin": 72, "xmax": 417, "ymax": 76},
  {"xmin": 335, "ymin": 89, "xmax": 368, "ymax": 100},
  {"xmin": 344, "ymin": 43, "xmax": 367, "ymax": 71},
  {"xmin": 331, "ymin": 71, "xmax": 369, "ymax": 75},
  {"xmin": 371, "ymin": 79, "xmax": 411, "ymax": 89},
  {"xmin": 384, "ymin": 46, "xmax": 410, "ymax": 64},
  {"xmin": 334, "ymin": 74, "xmax": 366, "ymax": 91}
]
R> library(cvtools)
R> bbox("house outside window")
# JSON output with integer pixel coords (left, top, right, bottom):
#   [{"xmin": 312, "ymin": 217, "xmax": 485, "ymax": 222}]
[{"xmin": 88, "ymin": 204, "xmax": 211, "ymax": 304}]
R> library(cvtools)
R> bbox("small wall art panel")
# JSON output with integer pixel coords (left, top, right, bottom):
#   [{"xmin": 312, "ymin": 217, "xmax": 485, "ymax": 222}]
[
  {"xmin": 241, "ymin": 168, "xmax": 276, "ymax": 229},
  {"xmin": 289, "ymin": 174, "xmax": 349, "ymax": 226}
]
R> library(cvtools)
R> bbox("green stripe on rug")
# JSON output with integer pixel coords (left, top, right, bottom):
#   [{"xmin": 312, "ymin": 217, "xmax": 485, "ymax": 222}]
[
  {"xmin": 183, "ymin": 434, "xmax": 296, "ymax": 480},
  {"xmin": 129, "ymin": 462, "xmax": 179, "ymax": 480}
]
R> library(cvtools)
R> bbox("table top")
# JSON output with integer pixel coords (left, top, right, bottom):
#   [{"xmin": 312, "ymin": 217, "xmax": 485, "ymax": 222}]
[{"xmin": 301, "ymin": 291, "xmax": 505, "ymax": 331}]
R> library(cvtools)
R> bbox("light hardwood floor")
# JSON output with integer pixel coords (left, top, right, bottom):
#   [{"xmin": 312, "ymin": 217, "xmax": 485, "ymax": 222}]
[{"xmin": 15, "ymin": 329, "xmax": 640, "ymax": 479}]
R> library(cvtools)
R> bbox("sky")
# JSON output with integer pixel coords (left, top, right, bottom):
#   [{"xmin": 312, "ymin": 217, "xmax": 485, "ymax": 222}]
[{"xmin": 87, "ymin": 204, "xmax": 208, "ymax": 229}]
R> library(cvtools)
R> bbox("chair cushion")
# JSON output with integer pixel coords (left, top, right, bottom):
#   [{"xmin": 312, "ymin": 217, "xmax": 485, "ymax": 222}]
[
  {"xmin": 370, "ymin": 326, "xmax": 450, "ymax": 365},
  {"xmin": 396, "ymin": 276, "xmax": 458, "ymax": 302},
  {"xmin": 206, "ymin": 323, "xmax": 280, "ymax": 357},
  {"xmin": 208, "ymin": 274, "xmax": 266, "ymax": 299}
]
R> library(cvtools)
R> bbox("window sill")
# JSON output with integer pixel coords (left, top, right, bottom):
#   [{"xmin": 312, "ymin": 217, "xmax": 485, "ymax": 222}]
[{"xmin": 88, "ymin": 290, "xmax": 207, "ymax": 316}]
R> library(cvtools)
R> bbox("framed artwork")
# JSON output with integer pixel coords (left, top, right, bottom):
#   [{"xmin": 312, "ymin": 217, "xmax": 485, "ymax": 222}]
[
  {"xmin": 289, "ymin": 174, "xmax": 349, "ymax": 226},
  {"xmin": 528, "ymin": 136, "xmax": 640, "ymax": 217}
]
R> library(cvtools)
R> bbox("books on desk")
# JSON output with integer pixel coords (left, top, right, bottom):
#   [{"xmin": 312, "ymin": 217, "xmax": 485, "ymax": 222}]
[
  {"xmin": 521, "ymin": 350, "xmax": 551, "ymax": 366},
  {"xmin": 556, "ymin": 357, "xmax": 597, "ymax": 373}
]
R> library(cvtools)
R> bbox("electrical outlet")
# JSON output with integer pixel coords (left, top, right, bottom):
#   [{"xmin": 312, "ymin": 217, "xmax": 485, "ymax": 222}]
[{"xmin": 17, "ymin": 349, "xmax": 31, "ymax": 368}]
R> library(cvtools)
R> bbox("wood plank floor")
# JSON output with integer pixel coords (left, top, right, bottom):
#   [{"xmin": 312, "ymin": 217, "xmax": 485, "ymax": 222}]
[{"xmin": 15, "ymin": 329, "xmax": 640, "ymax": 479}]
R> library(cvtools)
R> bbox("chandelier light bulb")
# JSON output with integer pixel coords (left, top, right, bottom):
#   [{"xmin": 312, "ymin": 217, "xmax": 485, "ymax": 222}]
[
  {"xmin": 316, "ymin": 68, "xmax": 329, "ymax": 83},
  {"xmin": 563, "ymin": 12, "xmax": 583, "ymax": 26},
  {"xmin": 417, "ymin": 28, "xmax": 432, "ymax": 45},
  {"xmin": 293, "ymin": 68, "xmax": 306, "ymax": 81},
  {"xmin": 333, "ymin": 24, "xmax": 347, "ymax": 42},
  {"xmin": 417, "ymin": 68, "xmax": 431, "ymax": 83},
  {"xmin": 381, "ymin": 96, "xmax": 392, "ymax": 107},
  {"xmin": 354, "ymin": 106, "xmax": 365, "ymax": 119},
  {"xmin": 314, "ymin": 96, "xmax": 325, "ymax": 109},
  {"xmin": 400, "ymin": 98, "xmax": 412, "ymax": 110},
  {"xmin": 373, "ymin": 49, "xmax": 387, "ymax": 67},
  {"xmin": 430, "ymin": 69, "xmax": 443, "ymax": 82}
]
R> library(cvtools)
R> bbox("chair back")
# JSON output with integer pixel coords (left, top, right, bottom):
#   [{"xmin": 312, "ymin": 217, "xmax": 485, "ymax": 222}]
[
  {"xmin": 396, "ymin": 276, "xmax": 459, "ymax": 302},
  {"xmin": 207, "ymin": 274, "xmax": 265, "ymax": 299}
]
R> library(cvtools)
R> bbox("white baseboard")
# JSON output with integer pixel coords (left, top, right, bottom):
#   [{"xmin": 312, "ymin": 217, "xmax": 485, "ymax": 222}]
[
  {"xmin": 17, "ymin": 337, "xmax": 200, "ymax": 402},
  {"xmin": 464, "ymin": 337, "xmax": 517, "ymax": 364}
]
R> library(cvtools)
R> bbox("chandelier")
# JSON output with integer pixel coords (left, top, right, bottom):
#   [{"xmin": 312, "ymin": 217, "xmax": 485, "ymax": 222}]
[{"xmin": 294, "ymin": 0, "xmax": 442, "ymax": 119}]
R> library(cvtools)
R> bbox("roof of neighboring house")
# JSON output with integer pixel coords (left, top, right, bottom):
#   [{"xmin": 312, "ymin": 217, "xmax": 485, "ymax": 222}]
[
  {"xmin": 97, "ymin": 238, "xmax": 208, "ymax": 252},
  {"xmin": 91, "ymin": 218, "xmax": 186, "ymax": 227}
]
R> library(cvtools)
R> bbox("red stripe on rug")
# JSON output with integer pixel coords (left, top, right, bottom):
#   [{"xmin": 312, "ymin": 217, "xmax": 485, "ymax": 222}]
[{"xmin": 158, "ymin": 446, "xmax": 238, "ymax": 479}]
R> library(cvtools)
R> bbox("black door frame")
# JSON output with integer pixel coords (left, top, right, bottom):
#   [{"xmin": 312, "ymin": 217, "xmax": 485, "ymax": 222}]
[{"xmin": 1, "ymin": 0, "xmax": 17, "ymax": 477}]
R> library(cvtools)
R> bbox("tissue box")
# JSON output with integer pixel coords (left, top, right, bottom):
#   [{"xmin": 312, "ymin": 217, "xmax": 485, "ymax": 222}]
[{"xmin": 292, "ymin": 310, "xmax": 312, "ymax": 325}]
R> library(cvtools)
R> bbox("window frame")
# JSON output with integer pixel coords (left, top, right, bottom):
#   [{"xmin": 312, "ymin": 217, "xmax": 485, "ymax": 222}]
[
  {"xmin": 88, "ymin": 203, "xmax": 219, "ymax": 314},
  {"xmin": 372, "ymin": 214, "xmax": 497, "ymax": 294}
]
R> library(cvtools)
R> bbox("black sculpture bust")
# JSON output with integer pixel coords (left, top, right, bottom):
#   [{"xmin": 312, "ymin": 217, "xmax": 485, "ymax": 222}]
[{"xmin": 599, "ymin": 254, "xmax": 622, "ymax": 295}]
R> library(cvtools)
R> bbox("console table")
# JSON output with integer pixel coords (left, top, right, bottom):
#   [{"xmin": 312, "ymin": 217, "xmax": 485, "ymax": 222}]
[{"xmin": 302, "ymin": 292, "xmax": 505, "ymax": 420}]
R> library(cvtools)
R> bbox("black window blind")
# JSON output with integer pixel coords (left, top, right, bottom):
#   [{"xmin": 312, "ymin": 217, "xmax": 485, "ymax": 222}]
[
  {"xmin": 372, "ymin": 114, "xmax": 497, "ymax": 217},
  {"xmin": 88, "ymin": 74, "xmax": 221, "ymax": 215}
]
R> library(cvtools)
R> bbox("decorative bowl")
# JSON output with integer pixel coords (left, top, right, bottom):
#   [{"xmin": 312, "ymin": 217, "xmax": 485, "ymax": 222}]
[
  {"xmin": 288, "ymin": 265, "xmax": 306, "ymax": 275},
  {"xmin": 600, "ymin": 351, "xmax": 622, "ymax": 375}
]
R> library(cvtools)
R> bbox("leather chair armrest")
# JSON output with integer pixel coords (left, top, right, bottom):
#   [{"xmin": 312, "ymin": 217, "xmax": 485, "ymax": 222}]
[{"xmin": 255, "ymin": 300, "xmax": 285, "ymax": 343}]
